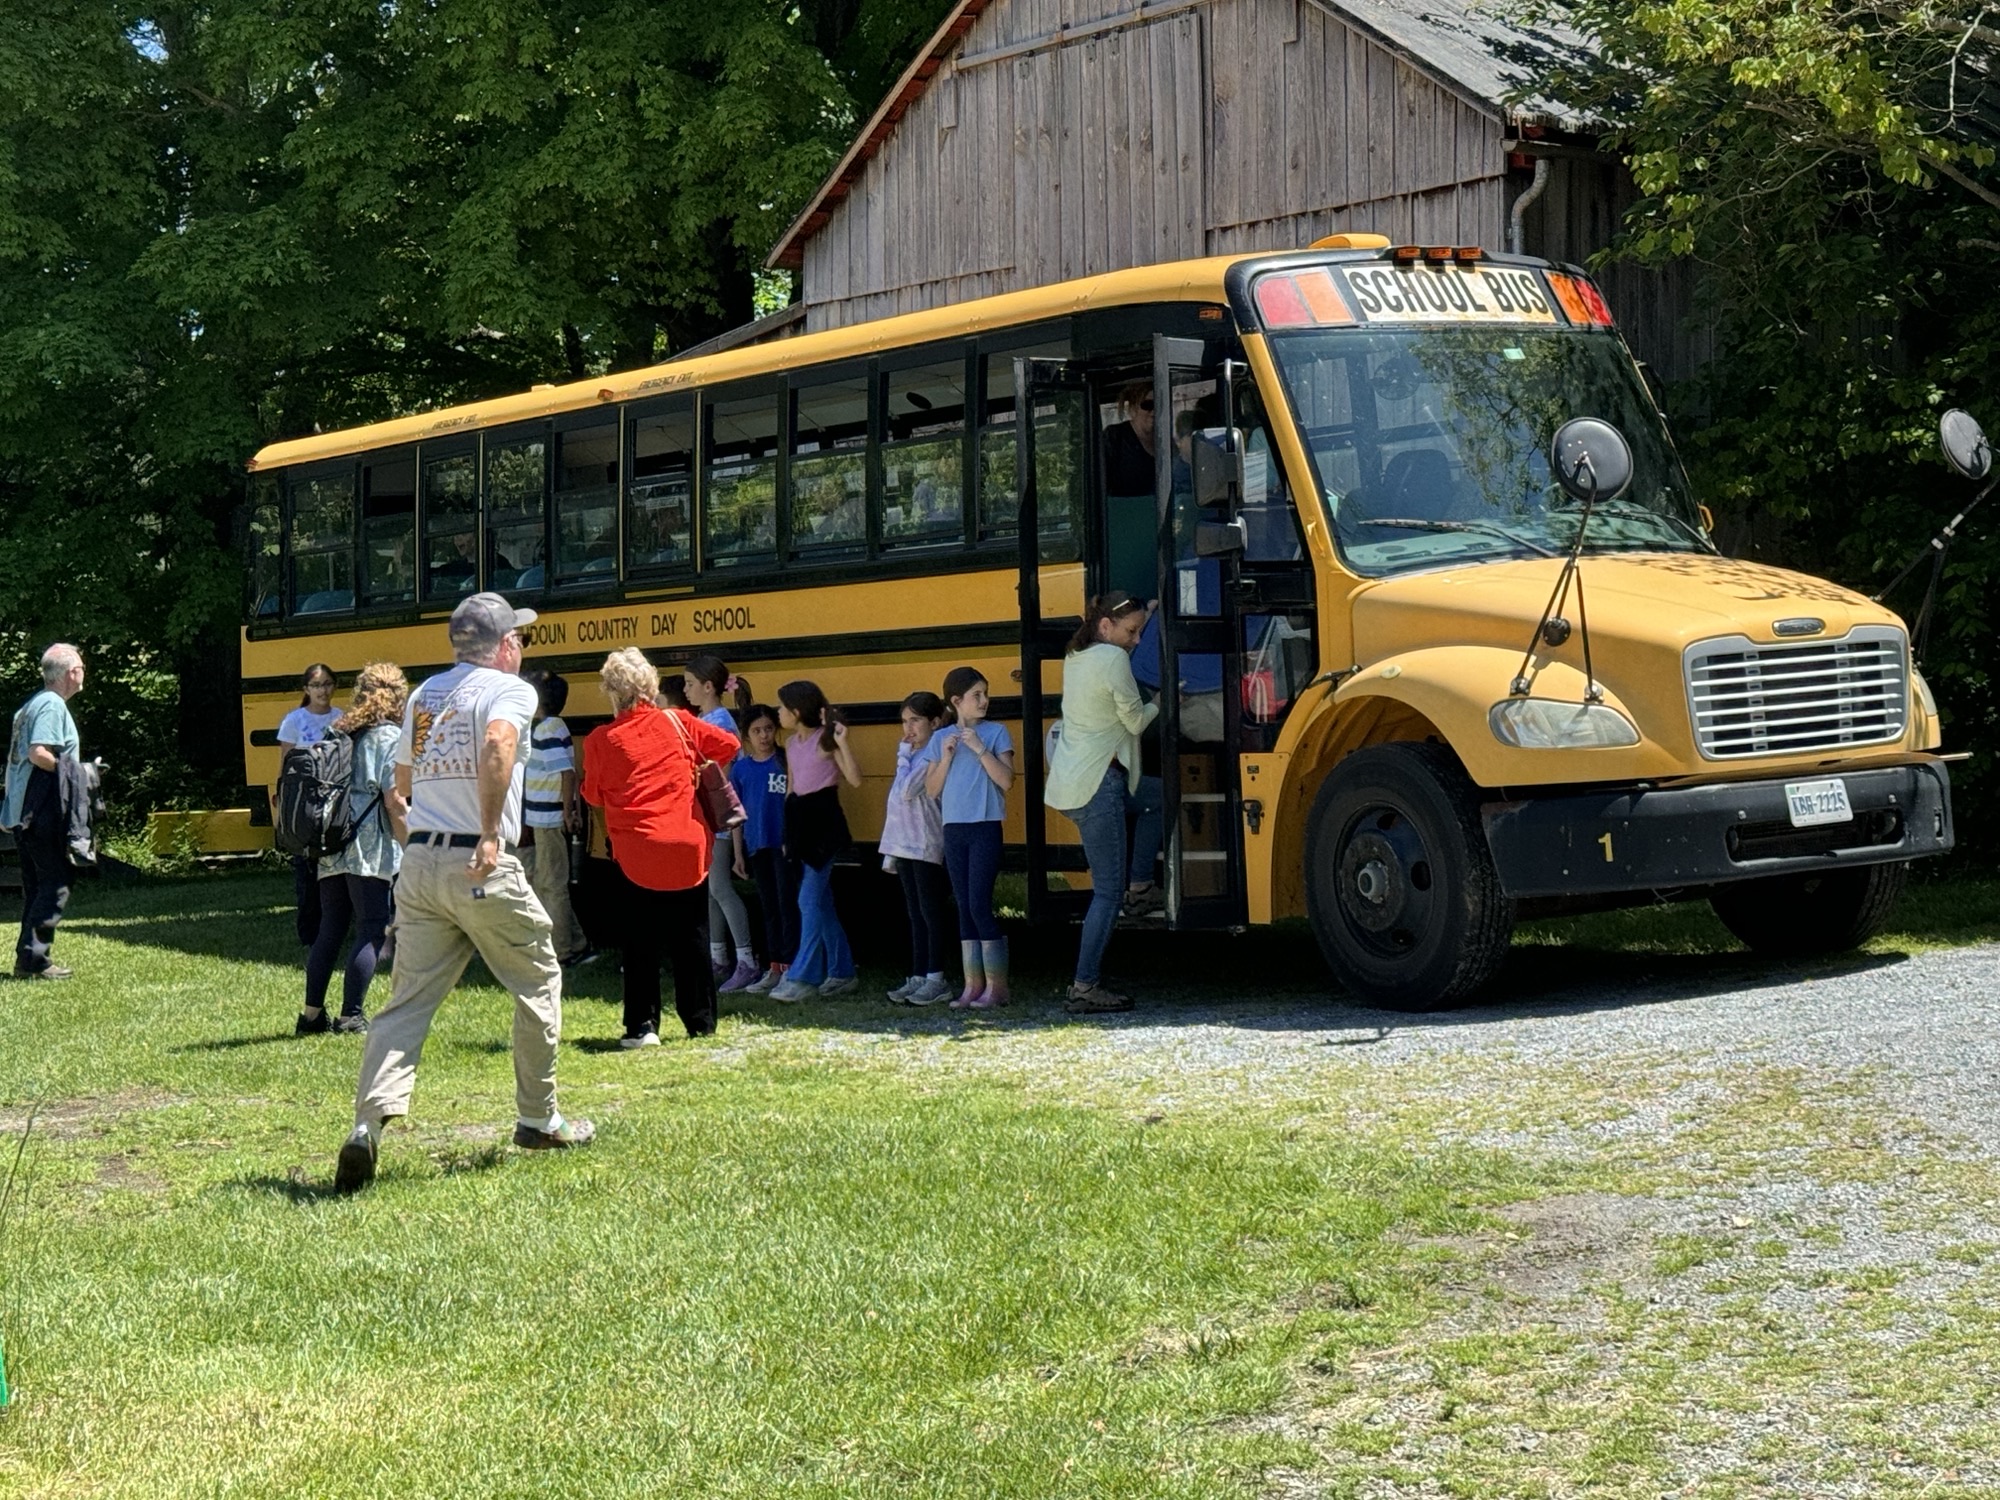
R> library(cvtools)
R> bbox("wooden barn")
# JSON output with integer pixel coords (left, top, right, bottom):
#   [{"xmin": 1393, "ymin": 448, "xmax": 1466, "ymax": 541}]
[{"xmin": 766, "ymin": 0, "xmax": 1706, "ymax": 380}]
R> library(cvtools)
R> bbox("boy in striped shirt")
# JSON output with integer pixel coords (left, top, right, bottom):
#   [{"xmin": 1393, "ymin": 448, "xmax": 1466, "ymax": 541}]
[{"xmin": 521, "ymin": 671, "xmax": 591, "ymax": 966}]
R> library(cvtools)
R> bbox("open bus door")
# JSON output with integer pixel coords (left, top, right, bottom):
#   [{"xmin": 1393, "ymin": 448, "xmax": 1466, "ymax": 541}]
[
  {"xmin": 1013, "ymin": 354, "xmax": 1090, "ymax": 927},
  {"xmin": 1152, "ymin": 336, "xmax": 1249, "ymax": 929}
]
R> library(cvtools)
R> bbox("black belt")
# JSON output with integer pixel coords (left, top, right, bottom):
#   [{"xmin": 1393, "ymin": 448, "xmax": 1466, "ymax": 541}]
[{"xmin": 408, "ymin": 830, "xmax": 516, "ymax": 852}]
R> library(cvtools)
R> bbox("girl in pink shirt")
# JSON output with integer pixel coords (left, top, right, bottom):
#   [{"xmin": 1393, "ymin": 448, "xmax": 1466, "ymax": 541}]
[{"xmin": 770, "ymin": 680, "xmax": 861, "ymax": 1001}]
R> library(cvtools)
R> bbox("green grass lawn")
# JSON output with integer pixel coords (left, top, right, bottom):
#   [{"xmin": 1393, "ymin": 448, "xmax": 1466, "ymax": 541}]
[
  {"xmin": 0, "ymin": 867, "xmax": 1994, "ymax": 1497},
  {"xmin": 0, "ymin": 869, "xmax": 1519, "ymax": 1499}
]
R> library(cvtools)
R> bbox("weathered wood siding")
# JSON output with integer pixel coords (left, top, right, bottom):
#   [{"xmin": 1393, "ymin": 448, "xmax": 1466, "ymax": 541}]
[
  {"xmin": 797, "ymin": 0, "xmax": 1698, "ymax": 387},
  {"xmin": 1510, "ymin": 154, "xmax": 1712, "ymax": 386},
  {"xmin": 801, "ymin": 0, "xmax": 1513, "ymax": 330},
  {"xmin": 1205, "ymin": 0, "xmax": 1506, "ymax": 253}
]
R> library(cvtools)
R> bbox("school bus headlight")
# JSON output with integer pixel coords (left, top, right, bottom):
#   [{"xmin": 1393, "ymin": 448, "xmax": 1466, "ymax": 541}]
[
  {"xmin": 1489, "ymin": 699, "xmax": 1641, "ymax": 749},
  {"xmin": 1912, "ymin": 668, "xmax": 1938, "ymax": 719}
]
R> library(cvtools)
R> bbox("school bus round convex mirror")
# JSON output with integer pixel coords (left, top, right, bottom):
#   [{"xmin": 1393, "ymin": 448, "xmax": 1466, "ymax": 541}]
[
  {"xmin": 1940, "ymin": 408, "xmax": 1992, "ymax": 480},
  {"xmin": 1551, "ymin": 418, "xmax": 1634, "ymax": 505}
]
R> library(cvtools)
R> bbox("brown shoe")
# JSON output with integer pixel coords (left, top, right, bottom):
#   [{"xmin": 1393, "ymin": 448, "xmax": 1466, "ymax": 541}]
[
  {"xmin": 513, "ymin": 1117, "xmax": 596, "ymax": 1151},
  {"xmin": 1064, "ymin": 982, "xmax": 1133, "ymax": 1014}
]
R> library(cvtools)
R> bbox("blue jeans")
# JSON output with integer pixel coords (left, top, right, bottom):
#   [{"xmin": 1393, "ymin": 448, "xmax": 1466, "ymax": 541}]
[
  {"xmin": 789, "ymin": 859, "xmax": 853, "ymax": 985},
  {"xmin": 1066, "ymin": 767, "xmax": 1164, "ymax": 986}
]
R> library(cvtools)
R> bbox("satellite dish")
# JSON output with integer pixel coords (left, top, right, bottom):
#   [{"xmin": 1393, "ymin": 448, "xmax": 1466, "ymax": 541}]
[
  {"xmin": 1551, "ymin": 418, "xmax": 1633, "ymax": 504},
  {"xmin": 1940, "ymin": 409, "xmax": 1991, "ymax": 480}
]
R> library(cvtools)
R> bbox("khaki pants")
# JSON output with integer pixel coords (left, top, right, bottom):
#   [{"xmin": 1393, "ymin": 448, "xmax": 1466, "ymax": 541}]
[
  {"xmin": 520, "ymin": 829, "xmax": 586, "ymax": 959},
  {"xmin": 354, "ymin": 842, "xmax": 563, "ymax": 1129}
]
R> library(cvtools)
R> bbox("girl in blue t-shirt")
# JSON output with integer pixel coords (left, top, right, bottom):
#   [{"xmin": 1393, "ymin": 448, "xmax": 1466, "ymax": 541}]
[
  {"xmin": 726, "ymin": 705, "xmax": 796, "ymax": 995},
  {"xmin": 918, "ymin": 666, "xmax": 1015, "ymax": 1007},
  {"xmin": 685, "ymin": 653, "xmax": 758, "ymax": 991}
]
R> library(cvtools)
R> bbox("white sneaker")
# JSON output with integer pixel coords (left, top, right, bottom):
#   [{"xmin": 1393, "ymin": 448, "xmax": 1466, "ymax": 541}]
[
  {"xmin": 769, "ymin": 979, "xmax": 814, "ymax": 1003},
  {"xmin": 818, "ymin": 975, "xmax": 858, "ymax": 997},
  {"xmin": 905, "ymin": 976, "xmax": 954, "ymax": 1007},
  {"xmin": 886, "ymin": 975, "xmax": 922, "ymax": 1002},
  {"xmin": 746, "ymin": 965, "xmax": 784, "ymax": 995},
  {"xmin": 619, "ymin": 1030, "xmax": 661, "ymax": 1049}
]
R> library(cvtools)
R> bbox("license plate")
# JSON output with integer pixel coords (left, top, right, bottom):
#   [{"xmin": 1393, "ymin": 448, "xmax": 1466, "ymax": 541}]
[{"xmin": 1785, "ymin": 778, "xmax": 1853, "ymax": 828}]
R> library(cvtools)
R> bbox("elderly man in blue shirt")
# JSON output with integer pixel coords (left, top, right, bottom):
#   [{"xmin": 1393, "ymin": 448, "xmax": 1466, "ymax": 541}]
[{"xmin": 4, "ymin": 644, "xmax": 86, "ymax": 980}]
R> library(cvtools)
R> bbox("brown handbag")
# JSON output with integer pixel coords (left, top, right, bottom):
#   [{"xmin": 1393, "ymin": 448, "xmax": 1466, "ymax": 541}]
[{"xmin": 666, "ymin": 708, "xmax": 747, "ymax": 834}]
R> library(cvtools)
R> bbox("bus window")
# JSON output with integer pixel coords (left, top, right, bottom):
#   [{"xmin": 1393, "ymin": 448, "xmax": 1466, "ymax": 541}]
[
  {"xmin": 423, "ymin": 452, "xmax": 479, "ymax": 602},
  {"xmin": 361, "ymin": 456, "xmax": 416, "ymax": 605},
  {"xmin": 1235, "ymin": 382, "xmax": 1305, "ymax": 563},
  {"xmin": 704, "ymin": 390, "xmax": 780, "ymax": 569},
  {"xmin": 789, "ymin": 373, "xmax": 870, "ymax": 559},
  {"xmin": 628, "ymin": 406, "xmax": 694, "ymax": 573},
  {"xmin": 485, "ymin": 435, "xmax": 547, "ymax": 591},
  {"xmin": 979, "ymin": 344, "xmax": 1080, "ymax": 556},
  {"xmin": 289, "ymin": 468, "xmax": 355, "ymax": 614},
  {"xmin": 554, "ymin": 421, "xmax": 619, "ymax": 584},
  {"xmin": 881, "ymin": 360, "xmax": 967, "ymax": 550},
  {"xmin": 249, "ymin": 477, "xmax": 281, "ymax": 619}
]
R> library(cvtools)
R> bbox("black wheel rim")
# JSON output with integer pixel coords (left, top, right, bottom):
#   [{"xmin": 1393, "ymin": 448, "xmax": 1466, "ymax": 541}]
[{"xmin": 1334, "ymin": 800, "xmax": 1437, "ymax": 959}]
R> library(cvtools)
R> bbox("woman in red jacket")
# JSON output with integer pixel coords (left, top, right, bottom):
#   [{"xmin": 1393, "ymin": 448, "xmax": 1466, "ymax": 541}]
[{"xmin": 581, "ymin": 647, "xmax": 740, "ymax": 1047}]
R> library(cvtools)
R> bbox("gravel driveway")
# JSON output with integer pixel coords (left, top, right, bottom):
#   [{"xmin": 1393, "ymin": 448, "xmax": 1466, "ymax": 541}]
[{"xmin": 745, "ymin": 939, "xmax": 2000, "ymax": 1496}]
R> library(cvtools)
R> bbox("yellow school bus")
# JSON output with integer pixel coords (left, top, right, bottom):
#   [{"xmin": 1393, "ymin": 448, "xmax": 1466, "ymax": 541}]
[{"xmin": 243, "ymin": 235, "xmax": 1955, "ymax": 1009}]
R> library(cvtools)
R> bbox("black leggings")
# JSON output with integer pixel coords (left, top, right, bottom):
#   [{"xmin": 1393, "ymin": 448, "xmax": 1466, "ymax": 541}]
[
  {"xmin": 748, "ymin": 847, "xmax": 799, "ymax": 965},
  {"xmin": 897, "ymin": 858, "xmax": 954, "ymax": 974},
  {"xmin": 305, "ymin": 873, "xmax": 393, "ymax": 1018},
  {"xmin": 620, "ymin": 878, "xmax": 715, "ymax": 1039},
  {"xmin": 941, "ymin": 821, "xmax": 1004, "ymax": 942}
]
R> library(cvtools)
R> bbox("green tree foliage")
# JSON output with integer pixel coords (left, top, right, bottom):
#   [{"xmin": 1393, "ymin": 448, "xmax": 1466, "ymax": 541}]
[
  {"xmin": 1529, "ymin": 0, "xmax": 2000, "ymax": 851},
  {"xmin": 0, "ymin": 0, "xmax": 953, "ymax": 818}
]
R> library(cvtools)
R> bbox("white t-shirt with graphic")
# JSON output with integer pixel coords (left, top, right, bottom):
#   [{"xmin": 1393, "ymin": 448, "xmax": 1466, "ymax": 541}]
[
  {"xmin": 278, "ymin": 706, "xmax": 340, "ymax": 747},
  {"xmin": 396, "ymin": 663, "xmax": 539, "ymax": 843}
]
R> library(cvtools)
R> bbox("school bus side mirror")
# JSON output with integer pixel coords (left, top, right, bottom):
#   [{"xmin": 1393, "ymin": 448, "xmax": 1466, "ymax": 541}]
[
  {"xmin": 1192, "ymin": 427, "xmax": 1244, "ymax": 507},
  {"xmin": 1196, "ymin": 517, "xmax": 1248, "ymax": 556},
  {"xmin": 1940, "ymin": 408, "xmax": 1991, "ymax": 480},
  {"xmin": 1551, "ymin": 418, "xmax": 1634, "ymax": 505}
]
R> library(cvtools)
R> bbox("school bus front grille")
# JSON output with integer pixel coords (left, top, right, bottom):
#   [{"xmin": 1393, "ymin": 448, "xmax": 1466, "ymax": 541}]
[{"xmin": 1684, "ymin": 628, "xmax": 1908, "ymax": 759}]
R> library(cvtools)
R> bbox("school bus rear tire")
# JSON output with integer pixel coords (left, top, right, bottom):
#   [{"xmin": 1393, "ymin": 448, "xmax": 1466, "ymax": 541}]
[
  {"xmin": 1708, "ymin": 861, "xmax": 1909, "ymax": 957},
  {"xmin": 1305, "ymin": 741, "xmax": 1515, "ymax": 1012}
]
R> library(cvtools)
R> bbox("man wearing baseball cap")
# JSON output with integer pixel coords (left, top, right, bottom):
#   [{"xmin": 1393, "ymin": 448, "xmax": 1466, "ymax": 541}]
[{"xmin": 335, "ymin": 592, "xmax": 593, "ymax": 1193}]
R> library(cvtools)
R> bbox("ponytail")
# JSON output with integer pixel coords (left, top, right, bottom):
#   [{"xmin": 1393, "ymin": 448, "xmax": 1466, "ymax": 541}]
[
  {"xmin": 1068, "ymin": 593, "xmax": 1148, "ymax": 655},
  {"xmin": 777, "ymin": 679, "xmax": 842, "ymax": 752}
]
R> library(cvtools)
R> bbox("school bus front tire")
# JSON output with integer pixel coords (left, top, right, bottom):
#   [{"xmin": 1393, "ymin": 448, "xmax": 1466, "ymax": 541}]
[
  {"xmin": 1305, "ymin": 741, "xmax": 1515, "ymax": 1012},
  {"xmin": 1708, "ymin": 861, "xmax": 1910, "ymax": 958}
]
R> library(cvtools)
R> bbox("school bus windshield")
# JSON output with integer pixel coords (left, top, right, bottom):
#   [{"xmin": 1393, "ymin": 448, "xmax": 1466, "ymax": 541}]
[{"xmin": 1265, "ymin": 325, "xmax": 1706, "ymax": 576}]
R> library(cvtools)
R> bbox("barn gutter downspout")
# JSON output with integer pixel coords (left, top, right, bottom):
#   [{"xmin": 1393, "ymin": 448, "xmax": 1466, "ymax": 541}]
[{"xmin": 1509, "ymin": 156, "xmax": 1550, "ymax": 256}]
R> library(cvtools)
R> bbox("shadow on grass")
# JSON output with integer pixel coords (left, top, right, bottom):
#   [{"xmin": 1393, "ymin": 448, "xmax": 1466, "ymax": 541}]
[
  {"xmin": 233, "ymin": 1170, "xmax": 344, "ymax": 1204},
  {"xmin": 232, "ymin": 1143, "xmax": 508, "ymax": 1203},
  {"xmin": 714, "ymin": 939, "xmax": 1916, "ymax": 1041},
  {"xmin": 42, "ymin": 862, "xmax": 1990, "ymax": 1044},
  {"xmin": 173, "ymin": 1030, "xmax": 303, "ymax": 1053}
]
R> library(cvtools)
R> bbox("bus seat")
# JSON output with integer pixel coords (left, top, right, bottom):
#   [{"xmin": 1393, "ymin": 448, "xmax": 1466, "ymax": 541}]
[
  {"xmin": 514, "ymin": 564, "xmax": 545, "ymax": 589},
  {"xmin": 1378, "ymin": 449, "xmax": 1459, "ymax": 521},
  {"xmin": 296, "ymin": 589, "xmax": 354, "ymax": 614},
  {"xmin": 583, "ymin": 556, "xmax": 617, "ymax": 574}
]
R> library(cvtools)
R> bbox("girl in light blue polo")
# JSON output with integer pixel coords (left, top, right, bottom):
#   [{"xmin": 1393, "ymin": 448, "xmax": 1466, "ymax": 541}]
[{"xmin": 917, "ymin": 666, "xmax": 1014, "ymax": 1008}]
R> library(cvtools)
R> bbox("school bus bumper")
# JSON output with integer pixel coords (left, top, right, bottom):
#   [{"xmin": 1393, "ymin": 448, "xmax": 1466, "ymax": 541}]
[{"xmin": 1481, "ymin": 760, "xmax": 1954, "ymax": 900}]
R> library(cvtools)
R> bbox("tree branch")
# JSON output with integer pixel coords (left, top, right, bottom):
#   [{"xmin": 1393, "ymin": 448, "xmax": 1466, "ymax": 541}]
[{"xmin": 1935, "ymin": 155, "xmax": 2000, "ymax": 213}]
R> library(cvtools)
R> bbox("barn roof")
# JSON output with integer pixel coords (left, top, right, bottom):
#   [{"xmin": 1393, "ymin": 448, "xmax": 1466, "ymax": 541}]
[{"xmin": 766, "ymin": 0, "xmax": 1596, "ymax": 271}]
